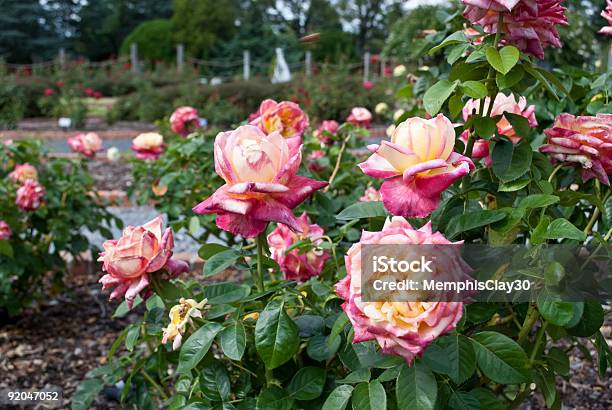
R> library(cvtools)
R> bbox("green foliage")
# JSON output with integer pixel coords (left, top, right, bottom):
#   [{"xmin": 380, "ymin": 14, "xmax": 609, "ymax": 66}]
[{"xmin": 120, "ymin": 19, "xmax": 175, "ymax": 62}]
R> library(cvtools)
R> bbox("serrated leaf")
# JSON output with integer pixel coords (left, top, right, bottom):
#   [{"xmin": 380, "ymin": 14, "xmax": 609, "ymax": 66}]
[{"xmin": 424, "ymin": 80, "xmax": 460, "ymax": 115}]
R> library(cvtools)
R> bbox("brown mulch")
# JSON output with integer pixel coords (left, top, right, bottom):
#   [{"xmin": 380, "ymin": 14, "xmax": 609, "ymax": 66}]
[{"xmin": 88, "ymin": 160, "xmax": 133, "ymax": 192}]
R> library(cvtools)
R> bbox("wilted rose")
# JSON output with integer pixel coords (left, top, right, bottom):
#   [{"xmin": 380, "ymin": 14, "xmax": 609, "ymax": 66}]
[
  {"xmin": 162, "ymin": 298, "xmax": 207, "ymax": 350},
  {"xmin": 193, "ymin": 125, "xmax": 327, "ymax": 238},
  {"xmin": 98, "ymin": 216, "xmax": 189, "ymax": 308},
  {"xmin": 267, "ymin": 212, "xmax": 329, "ymax": 282}
]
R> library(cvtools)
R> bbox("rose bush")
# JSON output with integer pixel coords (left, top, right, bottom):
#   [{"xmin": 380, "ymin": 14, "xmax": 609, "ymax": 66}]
[{"xmin": 75, "ymin": 4, "xmax": 611, "ymax": 409}]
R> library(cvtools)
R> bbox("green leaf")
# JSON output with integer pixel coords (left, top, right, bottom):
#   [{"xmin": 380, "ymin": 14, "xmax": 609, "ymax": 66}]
[
  {"xmin": 486, "ymin": 46, "xmax": 519, "ymax": 75},
  {"xmin": 322, "ymin": 385, "xmax": 353, "ymax": 410},
  {"xmin": 255, "ymin": 299, "xmax": 300, "ymax": 370},
  {"xmin": 537, "ymin": 289, "xmax": 576, "ymax": 326},
  {"xmin": 441, "ymin": 335, "xmax": 476, "ymax": 385},
  {"xmin": 472, "ymin": 388, "xmax": 504, "ymax": 410},
  {"xmin": 546, "ymin": 347, "xmax": 570, "ymax": 376},
  {"xmin": 125, "ymin": 324, "xmax": 140, "ymax": 352},
  {"xmin": 198, "ymin": 243, "xmax": 230, "ymax": 260},
  {"xmin": 203, "ymin": 249, "xmax": 241, "ymax": 277},
  {"xmin": 396, "ymin": 362, "xmax": 437, "ymax": 410},
  {"xmin": 566, "ymin": 301, "xmax": 604, "ymax": 337},
  {"xmin": 461, "ymin": 81, "xmax": 488, "ymax": 99},
  {"xmin": 177, "ymin": 322, "xmax": 223, "ymax": 374},
  {"xmin": 496, "ymin": 65, "xmax": 525, "ymax": 89},
  {"xmin": 71, "ymin": 378, "xmax": 104, "ymax": 410},
  {"xmin": 337, "ymin": 369, "xmax": 371, "ymax": 384},
  {"xmin": 445, "ymin": 210, "xmax": 507, "ymax": 239},
  {"xmin": 0, "ymin": 240, "xmax": 14, "ymax": 258},
  {"xmin": 429, "ymin": 31, "xmax": 468, "ymax": 54},
  {"xmin": 203, "ymin": 282, "xmax": 251, "ymax": 304},
  {"xmin": 449, "ymin": 391, "xmax": 480, "ymax": 410},
  {"xmin": 337, "ymin": 201, "xmax": 387, "ymax": 221},
  {"xmin": 308, "ymin": 334, "xmax": 341, "ymax": 361},
  {"xmin": 471, "ymin": 331, "xmax": 532, "ymax": 384},
  {"xmin": 545, "ymin": 218, "xmax": 586, "ymax": 241},
  {"xmin": 531, "ymin": 215, "xmax": 550, "ymax": 246},
  {"xmin": 473, "ymin": 116, "xmax": 497, "ymax": 139},
  {"xmin": 351, "ymin": 381, "xmax": 387, "ymax": 410},
  {"xmin": 505, "ymin": 113, "xmax": 532, "ymax": 138},
  {"xmin": 287, "ymin": 367, "xmax": 326, "ymax": 400},
  {"xmin": 449, "ymin": 93, "xmax": 464, "ymax": 119},
  {"xmin": 188, "ymin": 216, "xmax": 200, "ymax": 235},
  {"xmin": 424, "ymin": 80, "xmax": 460, "ymax": 115},
  {"xmin": 535, "ymin": 367, "xmax": 557, "ymax": 408},
  {"xmin": 219, "ymin": 321, "xmax": 246, "ymax": 361},
  {"xmin": 200, "ymin": 360, "xmax": 231, "ymax": 401},
  {"xmin": 491, "ymin": 139, "xmax": 532, "ymax": 182},
  {"xmin": 327, "ymin": 313, "xmax": 349, "ymax": 347},
  {"xmin": 519, "ymin": 194, "xmax": 559, "ymax": 210},
  {"xmin": 256, "ymin": 386, "xmax": 293, "ymax": 410}
]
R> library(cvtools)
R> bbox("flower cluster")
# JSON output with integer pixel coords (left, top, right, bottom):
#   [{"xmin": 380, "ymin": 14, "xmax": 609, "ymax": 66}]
[
  {"xmin": 132, "ymin": 132, "xmax": 165, "ymax": 160},
  {"xmin": 98, "ymin": 216, "xmax": 189, "ymax": 308},
  {"xmin": 267, "ymin": 212, "xmax": 329, "ymax": 282},
  {"xmin": 540, "ymin": 113, "xmax": 612, "ymax": 185},
  {"xmin": 359, "ymin": 114, "xmax": 474, "ymax": 218},
  {"xmin": 462, "ymin": 0, "xmax": 568, "ymax": 59},
  {"xmin": 68, "ymin": 132, "xmax": 103, "ymax": 158},
  {"xmin": 170, "ymin": 106, "xmax": 201, "ymax": 137},
  {"xmin": 335, "ymin": 217, "xmax": 464, "ymax": 364}
]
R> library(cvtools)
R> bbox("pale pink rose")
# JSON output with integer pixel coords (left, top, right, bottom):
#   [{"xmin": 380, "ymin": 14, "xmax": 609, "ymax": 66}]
[
  {"xmin": 192, "ymin": 125, "xmax": 327, "ymax": 238},
  {"xmin": 463, "ymin": 0, "xmax": 568, "ymax": 59},
  {"xmin": 250, "ymin": 99, "xmax": 309, "ymax": 140},
  {"xmin": 461, "ymin": 92, "xmax": 537, "ymax": 164},
  {"xmin": 314, "ymin": 120, "xmax": 340, "ymax": 144},
  {"xmin": 359, "ymin": 114, "xmax": 474, "ymax": 218},
  {"xmin": 132, "ymin": 132, "xmax": 165, "ymax": 160},
  {"xmin": 540, "ymin": 113, "xmax": 612, "ymax": 185},
  {"xmin": 0, "ymin": 221, "xmax": 11, "ymax": 240},
  {"xmin": 267, "ymin": 212, "xmax": 329, "ymax": 282},
  {"xmin": 347, "ymin": 107, "xmax": 372, "ymax": 128},
  {"xmin": 170, "ymin": 106, "xmax": 201, "ymax": 137},
  {"xmin": 335, "ymin": 217, "xmax": 464, "ymax": 364},
  {"xmin": 9, "ymin": 163, "xmax": 38, "ymax": 184},
  {"xmin": 307, "ymin": 150, "xmax": 325, "ymax": 173},
  {"xmin": 16, "ymin": 180, "xmax": 45, "ymax": 211},
  {"xmin": 600, "ymin": 0, "xmax": 612, "ymax": 36},
  {"xmin": 67, "ymin": 132, "xmax": 102, "ymax": 158},
  {"xmin": 98, "ymin": 216, "xmax": 189, "ymax": 308},
  {"xmin": 360, "ymin": 186, "xmax": 381, "ymax": 202}
]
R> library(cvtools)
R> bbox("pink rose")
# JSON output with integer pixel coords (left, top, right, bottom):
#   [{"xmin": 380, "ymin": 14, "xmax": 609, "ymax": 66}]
[
  {"xmin": 98, "ymin": 216, "xmax": 189, "ymax": 308},
  {"xmin": 67, "ymin": 132, "xmax": 102, "ymax": 158},
  {"xmin": 314, "ymin": 120, "xmax": 339, "ymax": 144},
  {"xmin": 347, "ymin": 107, "xmax": 372, "ymax": 128},
  {"xmin": 540, "ymin": 113, "xmax": 612, "ymax": 185},
  {"xmin": 307, "ymin": 150, "xmax": 325, "ymax": 173},
  {"xmin": 267, "ymin": 212, "xmax": 329, "ymax": 282},
  {"xmin": 335, "ymin": 217, "xmax": 464, "ymax": 364},
  {"xmin": 463, "ymin": 0, "xmax": 568, "ymax": 59},
  {"xmin": 250, "ymin": 99, "xmax": 309, "ymax": 139},
  {"xmin": 359, "ymin": 114, "xmax": 474, "ymax": 218},
  {"xmin": 170, "ymin": 106, "xmax": 201, "ymax": 137},
  {"xmin": 461, "ymin": 92, "xmax": 537, "ymax": 164},
  {"xmin": 0, "ymin": 221, "xmax": 11, "ymax": 240},
  {"xmin": 363, "ymin": 80, "xmax": 374, "ymax": 90},
  {"xmin": 9, "ymin": 163, "xmax": 38, "ymax": 184},
  {"xmin": 132, "ymin": 132, "xmax": 165, "ymax": 160},
  {"xmin": 16, "ymin": 180, "xmax": 45, "ymax": 212},
  {"xmin": 360, "ymin": 186, "xmax": 381, "ymax": 202},
  {"xmin": 44, "ymin": 88, "xmax": 54, "ymax": 97},
  {"xmin": 192, "ymin": 125, "xmax": 327, "ymax": 238},
  {"xmin": 600, "ymin": 0, "xmax": 612, "ymax": 36}
]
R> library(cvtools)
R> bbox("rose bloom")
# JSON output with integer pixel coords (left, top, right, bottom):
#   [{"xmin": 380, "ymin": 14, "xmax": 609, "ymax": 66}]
[
  {"xmin": 170, "ymin": 106, "xmax": 201, "ymax": 137},
  {"xmin": 314, "ymin": 120, "xmax": 339, "ymax": 144},
  {"xmin": 375, "ymin": 102, "xmax": 389, "ymax": 115},
  {"xmin": 250, "ymin": 99, "xmax": 309, "ymax": 139},
  {"xmin": 67, "ymin": 132, "xmax": 102, "ymax": 158},
  {"xmin": 44, "ymin": 88, "xmax": 54, "ymax": 97},
  {"xmin": 307, "ymin": 150, "xmax": 325, "ymax": 173},
  {"xmin": 267, "ymin": 212, "xmax": 329, "ymax": 282},
  {"xmin": 98, "ymin": 216, "xmax": 189, "ymax": 308},
  {"xmin": 335, "ymin": 217, "xmax": 464, "ymax": 364},
  {"xmin": 9, "ymin": 163, "xmax": 38, "ymax": 184},
  {"xmin": 360, "ymin": 186, "xmax": 381, "ymax": 202},
  {"xmin": 193, "ymin": 125, "xmax": 327, "ymax": 238},
  {"xmin": 601, "ymin": 0, "xmax": 612, "ymax": 35},
  {"xmin": 393, "ymin": 65, "xmax": 406, "ymax": 77},
  {"xmin": 0, "ymin": 221, "xmax": 11, "ymax": 240},
  {"xmin": 461, "ymin": 92, "xmax": 537, "ymax": 163},
  {"xmin": 540, "ymin": 113, "xmax": 612, "ymax": 185},
  {"xmin": 347, "ymin": 107, "xmax": 372, "ymax": 128},
  {"xmin": 162, "ymin": 298, "xmax": 207, "ymax": 350},
  {"xmin": 462, "ymin": 0, "xmax": 568, "ymax": 59},
  {"xmin": 107, "ymin": 147, "xmax": 121, "ymax": 162},
  {"xmin": 363, "ymin": 80, "xmax": 374, "ymax": 90},
  {"xmin": 359, "ymin": 114, "xmax": 474, "ymax": 218},
  {"xmin": 132, "ymin": 132, "xmax": 165, "ymax": 160},
  {"xmin": 16, "ymin": 180, "xmax": 45, "ymax": 212}
]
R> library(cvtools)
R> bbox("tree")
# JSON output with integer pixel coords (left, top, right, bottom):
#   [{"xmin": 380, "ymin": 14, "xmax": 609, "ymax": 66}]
[
  {"xmin": 172, "ymin": 0, "xmax": 239, "ymax": 58},
  {"xmin": 120, "ymin": 19, "xmax": 175, "ymax": 62}
]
